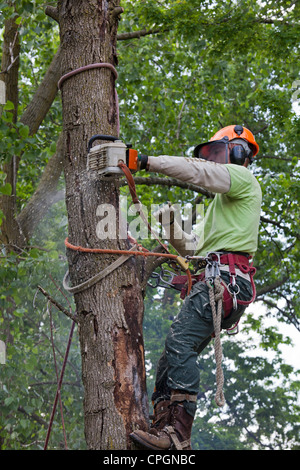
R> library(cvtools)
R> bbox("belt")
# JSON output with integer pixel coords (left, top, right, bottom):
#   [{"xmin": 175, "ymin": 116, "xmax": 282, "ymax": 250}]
[{"xmin": 219, "ymin": 265, "xmax": 250, "ymax": 282}]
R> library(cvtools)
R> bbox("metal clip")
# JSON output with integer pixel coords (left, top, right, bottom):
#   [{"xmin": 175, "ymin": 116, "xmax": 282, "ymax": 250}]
[
  {"xmin": 147, "ymin": 266, "xmax": 175, "ymax": 289},
  {"xmin": 232, "ymin": 293, "xmax": 237, "ymax": 310},
  {"xmin": 176, "ymin": 256, "xmax": 190, "ymax": 271},
  {"xmin": 227, "ymin": 278, "xmax": 240, "ymax": 310},
  {"xmin": 226, "ymin": 321, "xmax": 240, "ymax": 336},
  {"xmin": 206, "ymin": 252, "xmax": 221, "ymax": 264},
  {"xmin": 147, "ymin": 271, "xmax": 160, "ymax": 289},
  {"xmin": 205, "ymin": 252, "xmax": 221, "ymax": 283},
  {"xmin": 205, "ymin": 261, "xmax": 214, "ymax": 282},
  {"xmin": 159, "ymin": 267, "xmax": 176, "ymax": 288}
]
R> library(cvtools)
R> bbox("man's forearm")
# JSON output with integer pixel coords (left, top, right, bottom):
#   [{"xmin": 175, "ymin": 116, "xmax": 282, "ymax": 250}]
[{"xmin": 147, "ymin": 155, "xmax": 231, "ymax": 193}]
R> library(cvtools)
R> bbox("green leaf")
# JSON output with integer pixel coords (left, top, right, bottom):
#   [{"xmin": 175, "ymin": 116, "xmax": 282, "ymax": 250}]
[
  {"xmin": 3, "ymin": 100, "xmax": 14, "ymax": 111},
  {"xmin": 19, "ymin": 125, "xmax": 29, "ymax": 139},
  {"xmin": 4, "ymin": 396, "xmax": 14, "ymax": 406},
  {"xmin": 0, "ymin": 183, "xmax": 12, "ymax": 195}
]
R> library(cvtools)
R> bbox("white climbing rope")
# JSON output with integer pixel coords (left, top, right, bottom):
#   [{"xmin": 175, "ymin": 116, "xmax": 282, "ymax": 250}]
[{"xmin": 206, "ymin": 276, "xmax": 226, "ymax": 407}]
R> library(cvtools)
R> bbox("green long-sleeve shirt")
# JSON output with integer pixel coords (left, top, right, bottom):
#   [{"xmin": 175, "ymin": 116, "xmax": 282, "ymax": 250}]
[{"xmin": 195, "ymin": 164, "xmax": 262, "ymax": 256}]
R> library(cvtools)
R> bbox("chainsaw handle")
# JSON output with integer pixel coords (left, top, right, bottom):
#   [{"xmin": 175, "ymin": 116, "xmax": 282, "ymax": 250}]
[{"xmin": 87, "ymin": 134, "xmax": 119, "ymax": 152}]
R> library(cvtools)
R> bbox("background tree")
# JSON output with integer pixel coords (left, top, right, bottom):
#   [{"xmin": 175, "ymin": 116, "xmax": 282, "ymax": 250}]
[{"xmin": 0, "ymin": 0, "xmax": 299, "ymax": 450}]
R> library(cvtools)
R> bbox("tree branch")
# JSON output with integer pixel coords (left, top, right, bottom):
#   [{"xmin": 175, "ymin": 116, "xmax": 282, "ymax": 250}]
[
  {"xmin": 256, "ymin": 297, "xmax": 300, "ymax": 331},
  {"xmin": 117, "ymin": 28, "xmax": 164, "ymax": 41},
  {"xmin": 116, "ymin": 12, "xmax": 296, "ymax": 43},
  {"xmin": 20, "ymin": 48, "xmax": 61, "ymax": 135},
  {"xmin": 18, "ymin": 405, "xmax": 48, "ymax": 427},
  {"xmin": 13, "ymin": 49, "xmax": 62, "ymax": 242},
  {"xmin": 255, "ymin": 276, "xmax": 289, "ymax": 297},
  {"xmin": 121, "ymin": 175, "xmax": 214, "ymax": 198},
  {"xmin": 254, "ymin": 17, "xmax": 296, "ymax": 27},
  {"xmin": 45, "ymin": 6, "xmax": 59, "ymax": 23},
  {"xmin": 111, "ymin": 6, "xmax": 124, "ymax": 18},
  {"xmin": 255, "ymin": 154, "xmax": 294, "ymax": 162},
  {"xmin": 0, "ymin": 17, "xmax": 26, "ymax": 249}
]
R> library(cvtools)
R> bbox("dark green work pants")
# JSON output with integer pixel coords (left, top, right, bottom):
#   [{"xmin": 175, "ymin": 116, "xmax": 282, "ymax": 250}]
[{"xmin": 152, "ymin": 272, "xmax": 254, "ymax": 413}]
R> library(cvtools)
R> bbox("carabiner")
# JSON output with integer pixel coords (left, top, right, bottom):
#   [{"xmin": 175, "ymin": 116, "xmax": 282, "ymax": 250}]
[
  {"xmin": 227, "ymin": 280, "xmax": 240, "ymax": 310},
  {"xmin": 159, "ymin": 267, "xmax": 176, "ymax": 288}
]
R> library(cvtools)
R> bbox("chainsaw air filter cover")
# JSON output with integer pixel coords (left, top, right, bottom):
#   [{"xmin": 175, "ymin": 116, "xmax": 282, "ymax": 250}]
[{"xmin": 87, "ymin": 140, "xmax": 127, "ymax": 178}]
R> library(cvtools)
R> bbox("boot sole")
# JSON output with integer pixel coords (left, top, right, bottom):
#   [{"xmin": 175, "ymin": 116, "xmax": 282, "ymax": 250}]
[{"xmin": 130, "ymin": 432, "xmax": 170, "ymax": 451}]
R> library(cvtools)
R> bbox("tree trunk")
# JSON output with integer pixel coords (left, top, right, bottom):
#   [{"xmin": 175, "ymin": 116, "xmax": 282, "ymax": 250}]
[{"xmin": 57, "ymin": 0, "xmax": 148, "ymax": 450}]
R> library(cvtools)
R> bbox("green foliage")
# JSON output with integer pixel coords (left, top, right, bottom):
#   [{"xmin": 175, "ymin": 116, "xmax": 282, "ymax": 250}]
[{"xmin": 0, "ymin": 202, "xmax": 86, "ymax": 450}]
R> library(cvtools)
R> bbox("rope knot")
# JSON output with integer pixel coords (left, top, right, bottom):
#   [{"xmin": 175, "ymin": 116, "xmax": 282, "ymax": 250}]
[{"xmin": 213, "ymin": 277, "xmax": 224, "ymax": 301}]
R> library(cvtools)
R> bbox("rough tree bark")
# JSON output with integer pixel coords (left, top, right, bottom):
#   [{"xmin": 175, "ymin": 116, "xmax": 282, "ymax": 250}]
[
  {"xmin": 0, "ymin": 17, "xmax": 26, "ymax": 249},
  {"xmin": 57, "ymin": 0, "xmax": 148, "ymax": 449}
]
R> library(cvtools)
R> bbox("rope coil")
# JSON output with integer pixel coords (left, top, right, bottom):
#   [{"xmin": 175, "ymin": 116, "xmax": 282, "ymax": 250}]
[{"xmin": 58, "ymin": 62, "xmax": 120, "ymax": 135}]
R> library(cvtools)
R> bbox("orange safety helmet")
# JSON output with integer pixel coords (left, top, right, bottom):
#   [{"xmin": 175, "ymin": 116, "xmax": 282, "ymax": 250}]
[{"xmin": 210, "ymin": 125, "xmax": 259, "ymax": 156}]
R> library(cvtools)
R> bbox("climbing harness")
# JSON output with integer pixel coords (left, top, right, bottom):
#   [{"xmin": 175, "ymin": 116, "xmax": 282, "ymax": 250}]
[
  {"xmin": 155, "ymin": 251, "xmax": 256, "ymax": 407},
  {"xmin": 169, "ymin": 252, "xmax": 256, "ymax": 316}
]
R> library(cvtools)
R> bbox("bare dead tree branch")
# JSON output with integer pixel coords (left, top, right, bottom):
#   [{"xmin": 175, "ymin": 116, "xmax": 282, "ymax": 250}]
[{"xmin": 37, "ymin": 285, "xmax": 78, "ymax": 324}]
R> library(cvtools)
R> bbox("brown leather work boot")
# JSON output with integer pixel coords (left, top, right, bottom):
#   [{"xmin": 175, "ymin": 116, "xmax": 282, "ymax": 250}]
[
  {"xmin": 150, "ymin": 399, "xmax": 171, "ymax": 430},
  {"xmin": 130, "ymin": 392, "xmax": 196, "ymax": 450}
]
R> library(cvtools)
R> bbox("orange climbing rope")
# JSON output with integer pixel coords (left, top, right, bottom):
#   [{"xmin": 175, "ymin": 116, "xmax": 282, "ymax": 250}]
[{"xmin": 64, "ymin": 237, "xmax": 192, "ymax": 292}]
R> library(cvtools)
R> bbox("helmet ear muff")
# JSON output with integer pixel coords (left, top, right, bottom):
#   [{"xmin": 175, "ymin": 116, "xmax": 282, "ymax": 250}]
[{"xmin": 229, "ymin": 140, "xmax": 254, "ymax": 165}]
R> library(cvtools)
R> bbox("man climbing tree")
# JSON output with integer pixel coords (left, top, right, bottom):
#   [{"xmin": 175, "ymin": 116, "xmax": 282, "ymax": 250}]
[{"xmin": 130, "ymin": 125, "xmax": 262, "ymax": 450}]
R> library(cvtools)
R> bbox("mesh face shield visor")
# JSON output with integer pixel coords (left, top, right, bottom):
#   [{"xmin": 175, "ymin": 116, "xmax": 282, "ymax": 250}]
[{"xmin": 194, "ymin": 137, "xmax": 253, "ymax": 165}]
